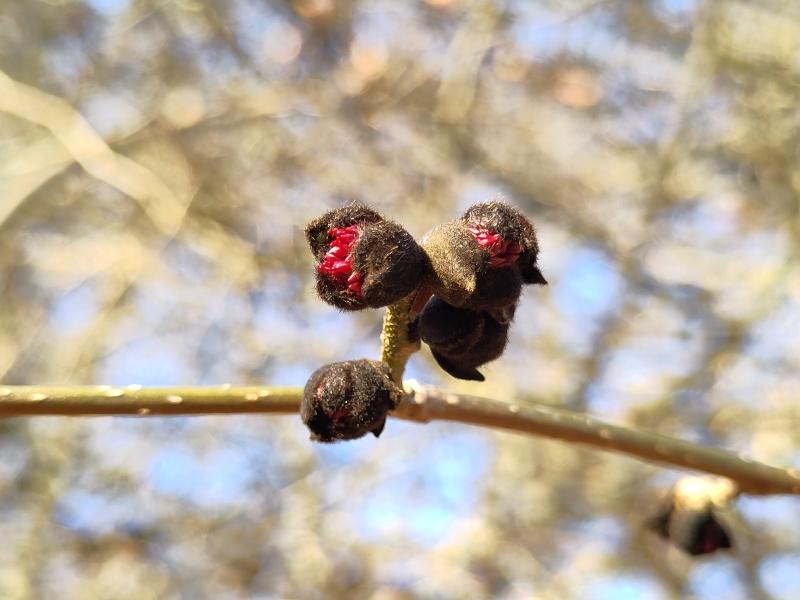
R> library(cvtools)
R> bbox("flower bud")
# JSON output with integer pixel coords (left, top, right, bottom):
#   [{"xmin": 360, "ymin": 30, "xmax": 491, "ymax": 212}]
[
  {"xmin": 418, "ymin": 296, "xmax": 514, "ymax": 381},
  {"xmin": 301, "ymin": 359, "xmax": 403, "ymax": 442},
  {"xmin": 648, "ymin": 477, "xmax": 735, "ymax": 556},
  {"xmin": 305, "ymin": 204, "xmax": 428, "ymax": 310},
  {"xmin": 650, "ymin": 506, "xmax": 732, "ymax": 556},
  {"xmin": 422, "ymin": 200, "xmax": 545, "ymax": 310},
  {"xmin": 463, "ymin": 200, "xmax": 547, "ymax": 286}
]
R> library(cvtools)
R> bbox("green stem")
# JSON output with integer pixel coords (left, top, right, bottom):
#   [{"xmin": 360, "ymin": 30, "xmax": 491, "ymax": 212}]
[{"xmin": 379, "ymin": 294, "xmax": 419, "ymax": 383}]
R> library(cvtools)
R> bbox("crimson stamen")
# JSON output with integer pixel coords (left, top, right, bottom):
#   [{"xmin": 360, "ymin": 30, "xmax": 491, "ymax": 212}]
[
  {"xmin": 468, "ymin": 225, "xmax": 521, "ymax": 268},
  {"xmin": 316, "ymin": 224, "xmax": 364, "ymax": 297}
]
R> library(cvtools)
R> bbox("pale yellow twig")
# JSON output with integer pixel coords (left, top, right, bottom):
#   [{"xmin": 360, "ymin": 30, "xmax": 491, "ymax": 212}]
[{"xmin": 0, "ymin": 384, "xmax": 797, "ymax": 496}]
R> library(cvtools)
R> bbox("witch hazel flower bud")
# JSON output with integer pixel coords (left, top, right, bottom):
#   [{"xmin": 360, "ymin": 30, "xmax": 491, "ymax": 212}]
[
  {"xmin": 648, "ymin": 477, "xmax": 736, "ymax": 556},
  {"xmin": 418, "ymin": 296, "xmax": 514, "ymax": 382},
  {"xmin": 467, "ymin": 225, "xmax": 523, "ymax": 268},
  {"xmin": 423, "ymin": 200, "xmax": 545, "ymax": 311},
  {"xmin": 463, "ymin": 200, "xmax": 547, "ymax": 286},
  {"xmin": 422, "ymin": 220, "xmax": 518, "ymax": 310},
  {"xmin": 651, "ymin": 506, "xmax": 732, "ymax": 556},
  {"xmin": 305, "ymin": 203, "xmax": 428, "ymax": 311},
  {"xmin": 301, "ymin": 359, "xmax": 404, "ymax": 443}
]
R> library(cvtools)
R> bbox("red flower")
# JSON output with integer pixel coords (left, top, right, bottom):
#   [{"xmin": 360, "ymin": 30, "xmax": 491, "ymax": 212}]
[
  {"xmin": 316, "ymin": 225, "xmax": 365, "ymax": 297},
  {"xmin": 467, "ymin": 225, "xmax": 523, "ymax": 269},
  {"xmin": 306, "ymin": 203, "xmax": 428, "ymax": 311}
]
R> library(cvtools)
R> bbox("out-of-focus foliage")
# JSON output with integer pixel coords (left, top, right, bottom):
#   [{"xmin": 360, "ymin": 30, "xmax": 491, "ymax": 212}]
[{"xmin": 1, "ymin": 0, "xmax": 799, "ymax": 598}]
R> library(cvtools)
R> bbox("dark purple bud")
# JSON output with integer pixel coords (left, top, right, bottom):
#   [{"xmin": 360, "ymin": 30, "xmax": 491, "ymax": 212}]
[
  {"xmin": 301, "ymin": 359, "xmax": 403, "ymax": 443},
  {"xmin": 418, "ymin": 296, "xmax": 514, "ymax": 382},
  {"xmin": 469, "ymin": 266, "xmax": 523, "ymax": 311},
  {"xmin": 305, "ymin": 204, "xmax": 428, "ymax": 311}
]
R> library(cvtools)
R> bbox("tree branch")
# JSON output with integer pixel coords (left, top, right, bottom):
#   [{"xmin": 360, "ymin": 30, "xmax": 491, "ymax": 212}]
[
  {"xmin": 0, "ymin": 384, "xmax": 797, "ymax": 496},
  {"xmin": 0, "ymin": 385, "xmax": 301, "ymax": 415}
]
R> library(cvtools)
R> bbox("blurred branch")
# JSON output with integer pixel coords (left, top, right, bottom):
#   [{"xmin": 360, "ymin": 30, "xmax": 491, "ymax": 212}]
[
  {"xmin": 435, "ymin": 0, "xmax": 501, "ymax": 122},
  {"xmin": 0, "ymin": 384, "xmax": 798, "ymax": 496},
  {"xmin": 0, "ymin": 70, "xmax": 192, "ymax": 237},
  {"xmin": 13, "ymin": 422, "xmax": 82, "ymax": 599},
  {"xmin": 0, "ymin": 135, "xmax": 73, "ymax": 230}
]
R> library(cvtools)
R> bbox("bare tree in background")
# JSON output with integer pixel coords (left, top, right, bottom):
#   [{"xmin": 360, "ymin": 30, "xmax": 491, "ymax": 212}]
[{"xmin": 0, "ymin": 0, "xmax": 799, "ymax": 598}]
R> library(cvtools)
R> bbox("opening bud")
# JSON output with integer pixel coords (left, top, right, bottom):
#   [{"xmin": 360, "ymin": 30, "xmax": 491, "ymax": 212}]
[
  {"xmin": 305, "ymin": 204, "xmax": 428, "ymax": 310},
  {"xmin": 422, "ymin": 200, "xmax": 545, "ymax": 310}
]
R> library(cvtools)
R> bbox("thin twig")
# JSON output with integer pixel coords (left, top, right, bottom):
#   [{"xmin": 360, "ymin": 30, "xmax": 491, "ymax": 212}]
[{"xmin": 0, "ymin": 384, "xmax": 797, "ymax": 496}]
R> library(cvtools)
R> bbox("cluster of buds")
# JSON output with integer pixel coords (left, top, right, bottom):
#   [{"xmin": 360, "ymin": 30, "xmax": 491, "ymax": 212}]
[
  {"xmin": 301, "ymin": 199, "xmax": 546, "ymax": 440},
  {"xmin": 419, "ymin": 201, "xmax": 546, "ymax": 381}
]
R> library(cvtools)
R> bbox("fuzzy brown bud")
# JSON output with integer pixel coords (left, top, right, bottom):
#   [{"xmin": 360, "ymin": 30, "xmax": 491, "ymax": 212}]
[
  {"xmin": 463, "ymin": 200, "xmax": 547, "ymax": 286},
  {"xmin": 418, "ymin": 296, "xmax": 514, "ymax": 381},
  {"xmin": 301, "ymin": 359, "xmax": 403, "ymax": 442},
  {"xmin": 422, "ymin": 200, "xmax": 545, "ymax": 311},
  {"xmin": 306, "ymin": 204, "xmax": 428, "ymax": 311}
]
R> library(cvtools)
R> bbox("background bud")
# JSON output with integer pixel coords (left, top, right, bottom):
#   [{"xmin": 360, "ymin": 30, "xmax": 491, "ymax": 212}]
[
  {"xmin": 650, "ymin": 506, "xmax": 732, "ymax": 556},
  {"xmin": 306, "ymin": 204, "xmax": 427, "ymax": 310},
  {"xmin": 418, "ymin": 297, "xmax": 513, "ymax": 382},
  {"xmin": 647, "ymin": 477, "xmax": 736, "ymax": 556},
  {"xmin": 301, "ymin": 359, "xmax": 403, "ymax": 443}
]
